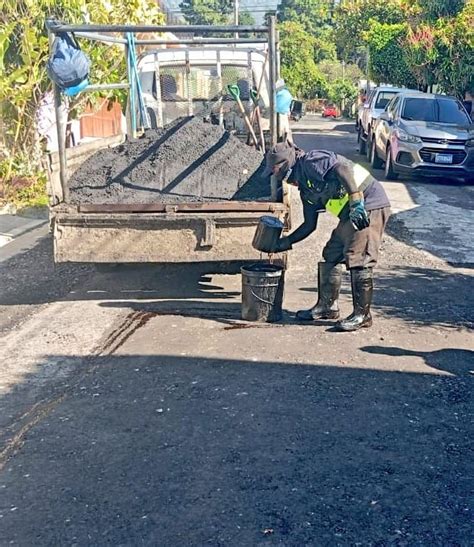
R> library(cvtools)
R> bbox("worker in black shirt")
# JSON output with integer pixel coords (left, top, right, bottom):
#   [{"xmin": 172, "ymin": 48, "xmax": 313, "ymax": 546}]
[{"xmin": 263, "ymin": 141, "xmax": 391, "ymax": 331}]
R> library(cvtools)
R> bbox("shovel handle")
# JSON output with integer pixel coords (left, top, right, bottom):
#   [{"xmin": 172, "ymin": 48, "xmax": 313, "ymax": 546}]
[{"xmin": 228, "ymin": 85, "xmax": 259, "ymax": 149}]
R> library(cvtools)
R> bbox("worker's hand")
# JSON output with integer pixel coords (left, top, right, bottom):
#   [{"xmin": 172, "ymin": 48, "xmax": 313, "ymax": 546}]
[
  {"xmin": 349, "ymin": 199, "xmax": 370, "ymax": 231},
  {"xmin": 274, "ymin": 237, "xmax": 293, "ymax": 253}
]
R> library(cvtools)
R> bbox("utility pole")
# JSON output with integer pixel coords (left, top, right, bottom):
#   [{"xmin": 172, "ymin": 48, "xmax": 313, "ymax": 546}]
[
  {"xmin": 234, "ymin": 0, "xmax": 239, "ymax": 39},
  {"xmin": 341, "ymin": 61, "xmax": 346, "ymax": 116},
  {"xmin": 366, "ymin": 46, "xmax": 370, "ymax": 96}
]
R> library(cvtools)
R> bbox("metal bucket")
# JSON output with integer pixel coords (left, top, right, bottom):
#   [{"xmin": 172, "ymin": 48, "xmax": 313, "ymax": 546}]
[
  {"xmin": 252, "ymin": 215, "xmax": 284, "ymax": 253},
  {"xmin": 241, "ymin": 262, "xmax": 284, "ymax": 322}
]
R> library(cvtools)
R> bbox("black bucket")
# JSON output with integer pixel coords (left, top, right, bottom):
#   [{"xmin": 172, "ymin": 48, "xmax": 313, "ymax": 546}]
[
  {"xmin": 252, "ymin": 216, "xmax": 284, "ymax": 253},
  {"xmin": 241, "ymin": 263, "xmax": 284, "ymax": 322}
]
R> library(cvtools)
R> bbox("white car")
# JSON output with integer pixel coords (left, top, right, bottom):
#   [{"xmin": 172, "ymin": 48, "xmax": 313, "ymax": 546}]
[{"xmin": 358, "ymin": 86, "xmax": 408, "ymax": 156}]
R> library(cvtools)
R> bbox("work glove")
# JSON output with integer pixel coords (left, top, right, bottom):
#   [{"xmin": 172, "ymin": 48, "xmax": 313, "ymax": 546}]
[
  {"xmin": 274, "ymin": 237, "xmax": 293, "ymax": 253},
  {"xmin": 349, "ymin": 199, "xmax": 370, "ymax": 231}
]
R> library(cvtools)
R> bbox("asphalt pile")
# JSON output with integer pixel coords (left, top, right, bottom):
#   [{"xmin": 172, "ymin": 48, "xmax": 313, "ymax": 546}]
[{"xmin": 68, "ymin": 117, "xmax": 270, "ymax": 204}]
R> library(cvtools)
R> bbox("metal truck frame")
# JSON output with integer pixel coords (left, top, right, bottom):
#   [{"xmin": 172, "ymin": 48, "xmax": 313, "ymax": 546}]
[{"xmin": 45, "ymin": 18, "xmax": 290, "ymax": 264}]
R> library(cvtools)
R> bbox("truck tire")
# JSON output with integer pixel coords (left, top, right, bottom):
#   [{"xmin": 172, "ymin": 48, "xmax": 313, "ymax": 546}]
[
  {"xmin": 366, "ymin": 133, "xmax": 372, "ymax": 160},
  {"xmin": 358, "ymin": 127, "xmax": 366, "ymax": 155},
  {"xmin": 370, "ymin": 139, "xmax": 384, "ymax": 169},
  {"xmin": 384, "ymin": 145, "xmax": 399, "ymax": 180}
]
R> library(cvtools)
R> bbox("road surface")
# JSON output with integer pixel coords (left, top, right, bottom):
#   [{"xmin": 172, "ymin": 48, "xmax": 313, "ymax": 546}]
[
  {"xmin": 0, "ymin": 117, "xmax": 472, "ymax": 546},
  {"xmin": 293, "ymin": 116, "xmax": 474, "ymax": 266}
]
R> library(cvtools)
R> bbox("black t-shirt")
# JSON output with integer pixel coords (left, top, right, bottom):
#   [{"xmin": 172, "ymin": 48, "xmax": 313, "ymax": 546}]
[{"xmin": 292, "ymin": 151, "xmax": 390, "ymax": 212}]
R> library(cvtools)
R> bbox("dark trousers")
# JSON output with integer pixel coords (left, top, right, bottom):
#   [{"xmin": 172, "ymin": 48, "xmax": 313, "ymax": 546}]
[{"xmin": 322, "ymin": 207, "xmax": 391, "ymax": 269}]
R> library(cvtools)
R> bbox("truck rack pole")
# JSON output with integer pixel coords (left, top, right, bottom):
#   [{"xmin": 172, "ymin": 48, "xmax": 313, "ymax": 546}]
[
  {"xmin": 135, "ymin": 38, "xmax": 268, "ymax": 45},
  {"xmin": 49, "ymin": 24, "xmax": 269, "ymax": 34},
  {"xmin": 47, "ymin": 28, "xmax": 69, "ymax": 203},
  {"xmin": 268, "ymin": 15, "xmax": 277, "ymax": 148}
]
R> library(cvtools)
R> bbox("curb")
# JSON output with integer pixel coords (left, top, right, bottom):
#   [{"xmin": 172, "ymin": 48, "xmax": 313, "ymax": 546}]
[
  {"xmin": 0, "ymin": 216, "xmax": 48, "ymax": 248},
  {"xmin": 0, "ymin": 223, "xmax": 49, "ymax": 263}
]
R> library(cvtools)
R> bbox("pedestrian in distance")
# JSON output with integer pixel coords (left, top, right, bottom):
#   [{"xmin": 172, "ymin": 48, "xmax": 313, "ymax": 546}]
[{"xmin": 263, "ymin": 141, "xmax": 391, "ymax": 331}]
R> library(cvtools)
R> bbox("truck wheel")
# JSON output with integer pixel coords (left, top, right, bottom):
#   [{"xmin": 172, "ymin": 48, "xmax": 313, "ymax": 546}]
[
  {"xmin": 370, "ymin": 139, "xmax": 384, "ymax": 169},
  {"xmin": 358, "ymin": 128, "xmax": 366, "ymax": 155},
  {"xmin": 384, "ymin": 146, "xmax": 399, "ymax": 180},
  {"xmin": 366, "ymin": 132, "xmax": 372, "ymax": 160}
]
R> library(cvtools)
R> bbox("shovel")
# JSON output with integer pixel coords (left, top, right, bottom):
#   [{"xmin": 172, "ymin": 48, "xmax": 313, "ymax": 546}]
[
  {"xmin": 250, "ymin": 88, "xmax": 265, "ymax": 153},
  {"xmin": 227, "ymin": 84, "xmax": 260, "ymax": 149}
]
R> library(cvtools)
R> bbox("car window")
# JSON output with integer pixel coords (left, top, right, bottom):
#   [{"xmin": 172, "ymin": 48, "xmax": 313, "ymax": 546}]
[
  {"xmin": 402, "ymin": 97, "xmax": 471, "ymax": 124},
  {"xmin": 375, "ymin": 91, "xmax": 399, "ymax": 109},
  {"xmin": 387, "ymin": 96, "xmax": 400, "ymax": 116}
]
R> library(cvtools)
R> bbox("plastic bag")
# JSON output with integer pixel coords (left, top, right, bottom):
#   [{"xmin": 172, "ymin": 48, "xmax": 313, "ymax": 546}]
[{"xmin": 47, "ymin": 32, "xmax": 90, "ymax": 94}]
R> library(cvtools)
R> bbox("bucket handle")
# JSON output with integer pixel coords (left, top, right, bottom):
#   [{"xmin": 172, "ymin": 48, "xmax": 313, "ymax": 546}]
[{"xmin": 250, "ymin": 289, "xmax": 277, "ymax": 306}]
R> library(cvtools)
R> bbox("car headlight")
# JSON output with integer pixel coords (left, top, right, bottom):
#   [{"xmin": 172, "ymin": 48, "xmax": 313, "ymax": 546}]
[
  {"xmin": 394, "ymin": 128, "xmax": 422, "ymax": 144},
  {"xmin": 466, "ymin": 138, "xmax": 474, "ymax": 147}
]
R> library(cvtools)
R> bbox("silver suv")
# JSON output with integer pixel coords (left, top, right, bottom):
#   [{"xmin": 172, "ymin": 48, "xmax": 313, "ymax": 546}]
[
  {"xmin": 370, "ymin": 92, "xmax": 474, "ymax": 182},
  {"xmin": 357, "ymin": 86, "xmax": 407, "ymax": 155}
]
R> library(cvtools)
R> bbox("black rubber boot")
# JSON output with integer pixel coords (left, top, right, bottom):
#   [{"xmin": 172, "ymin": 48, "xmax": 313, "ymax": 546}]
[
  {"xmin": 337, "ymin": 268, "xmax": 373, "ymax": 331},
  {"xmin": 296, "ymin": 262, "xmax": 342, "ymax": 320}
]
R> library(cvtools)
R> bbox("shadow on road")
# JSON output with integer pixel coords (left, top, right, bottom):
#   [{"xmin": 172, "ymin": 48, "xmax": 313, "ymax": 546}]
[
  {"xmin": 0, "ymin": 234, "xmax": 472, "ymax": 330},
  {"xmin": 0, "ymin": 353, "xmax": 472, "ymax": 545},
  {"xmin": 375, "ymin": 265, "xmax": 473, "ymax": 329},
  {"xmin": 332, "ymin": 122, "xmax": 357, "ymax": 134},
  {"xmin": 361, "ymin": 345, "xmax": 474, "ymax": 377}
]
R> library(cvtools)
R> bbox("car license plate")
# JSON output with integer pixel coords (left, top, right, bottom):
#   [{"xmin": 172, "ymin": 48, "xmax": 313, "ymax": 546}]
[{"xmin": 435, "ymin": 153, "xmax": 453, "ymax": 164}]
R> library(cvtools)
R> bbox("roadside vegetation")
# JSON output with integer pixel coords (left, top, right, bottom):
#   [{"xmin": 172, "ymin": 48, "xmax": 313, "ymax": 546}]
[
  {"xmin": 0, "ymin": 0, "xmax": 472, "ymax": 207},
  {"xmin": 0, "ymin": 0, "xmax": 164, "ymax": 208}
]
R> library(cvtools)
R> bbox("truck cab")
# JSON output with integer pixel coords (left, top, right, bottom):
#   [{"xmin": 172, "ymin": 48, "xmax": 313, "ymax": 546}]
[{"xmin": 137, "ymin": 47, "xmax": 290, "ymax": 139}]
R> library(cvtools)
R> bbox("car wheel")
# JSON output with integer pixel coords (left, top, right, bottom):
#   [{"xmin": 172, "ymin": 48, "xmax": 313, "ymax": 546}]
[
  {"xmin": 370, "ymin": 139, "xmax": 384, "ymax": 169},
  {"xmin": 366, "ymin": 132, "xmax": 372, "ymax": 160},
  {"xmin": 384, "ymin": 146, "xmax": 399, "ymax": 180},
  {"xmin": 358, "ymin": 128, "xmax": 366, "ymax": 155}
]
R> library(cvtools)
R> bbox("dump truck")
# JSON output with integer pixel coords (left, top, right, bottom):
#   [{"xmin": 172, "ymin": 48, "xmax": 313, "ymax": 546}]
[{"xmin": 45, "ymin": 19, "xmax": 291, "ymax": 265}]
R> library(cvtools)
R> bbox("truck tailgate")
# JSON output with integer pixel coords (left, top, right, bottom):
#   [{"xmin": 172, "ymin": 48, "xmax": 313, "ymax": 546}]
[{"xmin": 52, "ymin": 203, "xmax": 288, "ymax": 263}]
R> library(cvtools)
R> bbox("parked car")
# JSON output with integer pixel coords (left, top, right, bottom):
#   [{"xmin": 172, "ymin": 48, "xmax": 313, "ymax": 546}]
[
  {"xmin": 322, "ymin": 104, "xmax": 338, "ymax": 118},
  {"xmin": 370, "ymin": 92, "xmax": 474, "ymax": 182},
  {"xmin": 358, "ymin": 86, "xmax": 408, "ymax": 155}
]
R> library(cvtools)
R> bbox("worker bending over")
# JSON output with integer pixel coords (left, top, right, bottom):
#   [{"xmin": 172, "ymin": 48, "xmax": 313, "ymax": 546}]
[{"xmin": 264, "ymin": 142, "xmax": 391, "ymax": 332}]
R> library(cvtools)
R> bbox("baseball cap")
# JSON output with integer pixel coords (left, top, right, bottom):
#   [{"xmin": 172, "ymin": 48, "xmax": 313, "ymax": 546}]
[{"xmin": 263, "ymin": 141, "xmax": 297, "ymax": 177}]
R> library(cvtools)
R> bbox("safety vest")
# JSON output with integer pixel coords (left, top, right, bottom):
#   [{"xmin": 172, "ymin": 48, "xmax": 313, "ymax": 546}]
[{"xmin": 305, "ymin": 164, "xmax": 372, "ymax": 217}]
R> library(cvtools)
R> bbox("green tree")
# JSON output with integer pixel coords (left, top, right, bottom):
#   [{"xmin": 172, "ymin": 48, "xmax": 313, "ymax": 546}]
[
  {"xmin": 334, "ymin": 0, "xmax": 404, "ymax": 63},
  {"xmin": 317, "ymin": 60, "xmax": 363, "ymax": 85},
  {"xmin": 179, "ymin": 0, "xmax": 233, "ymax": 26},
  {"xmin": 277, "ymin": 0, "xmax": 331, "ymax": 36},
  {"xmin": 409, "ymin": 0, "xmax": 467, "ymax": 21},
  {"xmin": 236, "ymin": 10, "xmax": 256, "ymax": 37},
  {"xmin": 0, "ymin": 0, "xmax": 164, "ymax": 198},
  {"xmin": 432, "ymin": 2, "xmax": 474, "ymax": 97},
  {"xmin": 279, "ymin": 21, "xmax": 327, "ymax": 98},
  {"xmin": 326, "ymin": 78, "xmax": 358, "ymax": 114},
  {"xmin": 313, "ymin": 28, "xmax": 337, "ymax": 62},
  {"xmin": 403, "ymin": 23, "xmax": 438, "ymax": 90},
  {"xmin": 364, "ymin": 21, "xmax": 417, "ymax": 87}
]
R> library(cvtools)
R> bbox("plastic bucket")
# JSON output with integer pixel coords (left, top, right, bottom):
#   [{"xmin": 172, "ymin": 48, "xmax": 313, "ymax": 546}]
[
  {"xmin": 241, "ymin": 263, "xmax": 284, "ymax": 322},
  {"xmin": 252, "ymin": 216, "xmax": 284, "ymax": 253}
]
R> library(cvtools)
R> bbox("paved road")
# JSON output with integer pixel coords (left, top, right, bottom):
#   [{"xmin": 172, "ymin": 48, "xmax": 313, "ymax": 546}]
[
  {"xmin": 293, "ymin": 116, "xmax": 474, "ymax": 266},
  {"xmin": 1, "ymin": 119, "xmax": 472, "ymax": 546}
]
